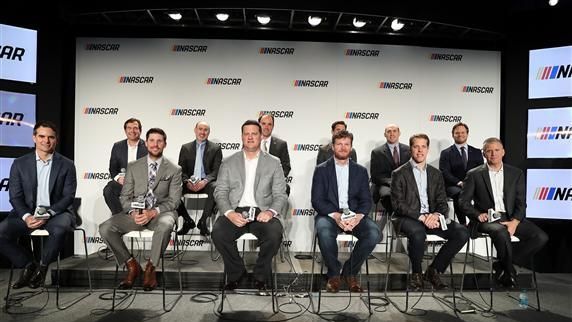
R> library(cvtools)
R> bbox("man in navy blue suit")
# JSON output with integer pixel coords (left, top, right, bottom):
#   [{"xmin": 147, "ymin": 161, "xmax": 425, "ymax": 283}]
[
  {"xmin": 311, "ymin": 130, "xmax": 381, "ymax": 293},
  {"xmin": 439, "ymin": 122, "xmax": 483, "ymax": 225},
  {"xmin": 0, "ymin": 121, "xmax": 77, "ymax": 289}
]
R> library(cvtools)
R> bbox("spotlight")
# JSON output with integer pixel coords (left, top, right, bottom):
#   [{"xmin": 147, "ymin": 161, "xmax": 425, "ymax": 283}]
[
  {"xmin": 216, "ymin": 13, "xmax": 229, "ymax": 22},
  {"xmin": 256, "ymin": 15, "xmax": 271, "ymax": 25},
  {"xmin": 391, "ymin": 18, "xmax": 404, "ymax": 31},
  {"xmin": 168, "ymin": 12, "xmax": 182, "ymax": 21},
  {"xmin": 548, "ymin": 0, "xmax": 558, "ymax": 6},
  {"xmin": 352, "ymin": 17, "xmax": 366, "ymax": 28},
  {"xmin": 308, "ymin": 16, "xmax": 322, "ymax": 27}
]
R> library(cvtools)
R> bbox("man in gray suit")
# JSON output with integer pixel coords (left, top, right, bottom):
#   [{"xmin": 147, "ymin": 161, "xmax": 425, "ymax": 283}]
[
  {"xmin": 212, "ymin": 120, "xmax": 288, "ymax": 291},
  {"xmin": 103, "ymin": 118, "xmax": 148, "ymax": 215},
  {"xmin": 99, "ymin": 128, "xmax": 182, "ymax": 292}
]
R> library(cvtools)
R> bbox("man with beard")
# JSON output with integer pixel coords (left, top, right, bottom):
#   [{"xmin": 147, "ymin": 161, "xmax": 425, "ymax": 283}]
[
  {"xmin": 99, "ymin": 128, "xmax": 182, "ymax": 292},
  {"xmin": 311, "ymin": 130, "xmax": 381, "ymax": 292},
  {"xmin": 316, "ymin": 121, "xmax": 357, "ymax": 165}
]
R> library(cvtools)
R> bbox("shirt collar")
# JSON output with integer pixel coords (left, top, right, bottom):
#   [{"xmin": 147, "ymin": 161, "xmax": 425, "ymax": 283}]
[
  {"xmin": 409, "ymin": 158, "xmax": 427, "ymax": 171},
  {"xmin": 387, "ymin": 142, "xmax": 399, "ymax": 150},
  {"xmin": 35, "ymin": 152, "xmax": 53, "ymax": 163},
  {"xmin": 454, "ymin": 143, "xmax": 468, "ymax": 151},
  {"xmin": 147, "ymin": 155, "xmax": 163, "ymax": 165},
  {"xmin": 486, "ymin": 163, "xmax": 503, "ymax": 173},
  {"xmin": 242, "ymin": 150, "xmax": 260, "ymax": 161}
]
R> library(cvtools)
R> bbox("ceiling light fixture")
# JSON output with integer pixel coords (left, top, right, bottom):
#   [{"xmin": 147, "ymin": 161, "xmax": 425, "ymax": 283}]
[
  {"xmin": 256, "ymin": 15, "xmax": 271, "ymax": 25},
  {"xmin": 391, "ymin": 18, "xmax": 404, "ymax": 31},
  {"xmin": 216, "ymin": 13, "xmax": 229, "ymax": 22},
  {"xmin": 308, "ymin": 16, "xmax": 322, "ymax": 27},
  {"xmin": 548, "ymin": 0, "xmax": 559, "ymax": 6},
  {"xmin": 352, "ymin": 17, "xmax": 367, "ymax": 28},
  {"xmin": 168, "ymin": 12, "xmax": 182, "ymax": 21}
]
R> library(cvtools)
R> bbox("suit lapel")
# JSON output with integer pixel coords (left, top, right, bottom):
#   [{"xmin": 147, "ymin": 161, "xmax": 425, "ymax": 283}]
[
  {"xmin": 328, "ymin": 160, "xmax": 339, "ymax": 206},
  {"xmin": 27, "ymin": 153, "xmax": 38, "ymax": 205},
  {"xmin": 238, "ymin": 152, "xmax": 246, "ymax": 188},
  {"xmin": 137, "ymin": 139, "xmax": 147, "ymax": 159},
  {"xmin": 254, "ymin": 152, "xmax": 264, "ymax": 190},
  {"xmin": 190, "ymin": 140, "xmax": 197, "ymax": 171},
  {"xmin": 404, "ymin": 163, "xmax": 420, "ymax": 201},
  {"xmin": 480, "ymin": 166, "xmax": 495, "ymax": 202},
  {"xmin": 48, "ymin": 153, "xmax": 61, "ymax": 196},
  {"xmin": 152, "ymin": 158, "xmax": 169, "ymax": 190}
]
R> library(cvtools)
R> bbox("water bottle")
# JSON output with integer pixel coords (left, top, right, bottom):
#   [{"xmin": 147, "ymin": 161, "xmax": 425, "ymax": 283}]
[{"xmin": 518, "ymin": 289, "xmax": 528, "ymax": 309}]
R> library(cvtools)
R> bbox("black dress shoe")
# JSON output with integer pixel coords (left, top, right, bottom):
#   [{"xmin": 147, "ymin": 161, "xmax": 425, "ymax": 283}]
[
  {"xmin": 500, "ymin": 271, "xmax": 518, "ymax": 288},
  {"xmin": 177, "ymin": 218, "xmax": 196, "ymax": 235},
  {"xmin": 197, "ymin": 219, "xmax": 210, "ymax": 236},
  {"xmin": 29, "ymin": 265, "xmax": 48, "ymax": 289},
  {"xmin": 254, "ymin": 280, "xmax": 270, "ymax": 295},
  {"xmin": 224, "ymin": 280, "xmax": 239, "ymax": 291},
  {"xmin": 424, "ymin": 267, "xmax": 448, "ymax": 290},
  {"xmin": 409, "ymin": 273, "xmax": 424, "ymax": 291},
  {"xmin": 13, "ymin": 262, "xmax": 38, "ymax": 289}
]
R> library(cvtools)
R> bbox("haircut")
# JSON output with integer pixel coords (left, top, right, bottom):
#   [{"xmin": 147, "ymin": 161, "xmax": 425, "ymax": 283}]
[
  {"xmin": 33, "ymin": 120, "xmax": 58, "ymax": 137},
  {"xmin": 332, "ymin": 130, "xmax": 354, "ymax": 145},
  {"xmin": 257, "ymin": 114, "xmax": 275, "ymax": 123},
  {"xmin": 409, "ymin": 133, "xmax": 430, "ymax": 148},
  {"xmin": 451, "ymin": 122, "xmax": 469, "ymax": 135},
  {"xmin": 482, "ymin": 137, "xmax": 503, "ymax": 151},
  {"xmin": 146, "ymin": 128, "xmax": 167, "ymax": 141},
  {"xmin": 124, "ymin": 118, "xmax": 142, "ymax": 131},
  {"xmin": 242, "ymin": 120, "xmax": 262, "ymax": 134},
  {"xmin": 331, "ymin": 120, "xmax": 347, "ymax": 131}
]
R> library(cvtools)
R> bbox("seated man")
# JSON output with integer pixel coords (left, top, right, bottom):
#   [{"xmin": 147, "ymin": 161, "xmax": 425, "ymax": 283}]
[
  {"xmin": 316, "ymin": 121, "xmax": 357, "ymax": 165},
  {"xmin": 99, "ymin": 128, "xmax": 182, "ymax": 292},
  {"xmin": 176, "ymin": 121, "xmax": 222, "ymax": 235},
  {"xmin": 0, "ymin": 121, "xmax": 77, "ymax": 289},
  {"xmin": 459, "ymin": 137, "xmax": 548, "ymax": 288},
  {"xmin": 391, "ymin": 133, "xmax": 469, "ymax": 291},
  {"xmin": 103, "ymin": 118, "xmax": 148, "ymax": 215},
  {"xmin": 212, "ymin": 120, "xmax": 287, "ymax": 291},
  {"xmin": 370, "ymin": 124, "xmax": 410, "ymax": 214},
  {"xmin": 311, "ymin": 130, "xmax": 381, "ymax": 292}
]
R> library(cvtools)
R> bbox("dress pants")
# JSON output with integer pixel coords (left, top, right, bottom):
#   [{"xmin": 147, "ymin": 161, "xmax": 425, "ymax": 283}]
[
  {"xmin": 103, "ymin": 180, "xmax": 123, "ymax": 215},
  {"xmin": 176, "ymin": 182, "xmax": 216, "ymax": 222}
]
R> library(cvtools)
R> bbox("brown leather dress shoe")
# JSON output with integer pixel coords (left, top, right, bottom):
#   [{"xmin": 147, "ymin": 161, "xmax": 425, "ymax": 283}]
[
  {"xmin": 143, "ymin": 260, "xmax": 158, "ymax": 292},
  {"xmin": 344, "ymin": 276, "xmax": 363, "ymax": 292},
  {"xmin": 326, "ymin": 276, "xmax": 341, "ymax": 293},
  {"xmin": 118, "ymin": 257, "xmax": 141, "ymax": 290}
]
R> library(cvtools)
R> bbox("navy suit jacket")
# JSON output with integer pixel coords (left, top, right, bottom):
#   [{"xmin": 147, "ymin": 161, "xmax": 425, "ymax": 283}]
[
  {"xmin": 370, "ymin": 142, "xmax": 411, "ymax": 187},
  {"xmin": 108, "ymin": 139, "xmax": 148, "ymax": 178},
  {"xmin": 9, "ymin": 152, "xmax": 77, "ymax": 217},
  {"xmin": 268, "ymin": 136, "xmax": 291, "ymax": 177},
  {"xmin": 439, "ymin": 144, "xmax": 483, "ymax": 188},
  {"xmin": 311, "ymin": 158, "xmax": 372, "ymax": 216}
]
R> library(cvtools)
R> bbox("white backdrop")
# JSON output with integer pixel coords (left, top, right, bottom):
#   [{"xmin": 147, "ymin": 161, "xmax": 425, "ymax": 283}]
[{"xmin": 75, "ymin": 38, "xmax": 500, "ymax": 254}]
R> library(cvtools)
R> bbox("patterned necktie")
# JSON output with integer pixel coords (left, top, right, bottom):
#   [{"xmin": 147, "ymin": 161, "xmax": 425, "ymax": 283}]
[
  {"xmin": 145, "ymin": 162, "xmax": 157, "ymax": 208},
  {"xmin": 461, "ymin": 146, "xmax": 468, "ymax": 169},
  {"xmin": 393, "ymin": 145, "xmax": 399, "ymax": 167}
]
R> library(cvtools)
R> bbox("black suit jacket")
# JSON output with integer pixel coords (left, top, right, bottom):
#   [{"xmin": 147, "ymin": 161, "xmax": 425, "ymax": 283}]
[
  {"xmin": 391, "ymin": 162, "xmax": 449, "ymax": 220},
  {"xmin": 316, "ymin": 143, "xmax": 357, "ymax": 165},
  {"xmin": 458, "ymin": 163, "xmax": 526, "ymax": 222},
  {"xmin": 178, "ymin": 140, "xmax": 223, "ymax": 185},
  {"xmin": 9, "ymin": 152, "xmax": 77, "ymax": 217},
  {"xmin": 371, "ymin": 143, "xmax": 411, "ymax": 187},
  {"xmin": 268, "ymin": 136, "xmax": 291, "ymax": 177},
  {"xmin": 108, "ymin": 139, "xmax": 148, "ymax": 178},
  {"xmin": 311, "ymin": 158, "xmax": 372, "ymax": 216},
  {"xmin": 439, "ymin": 144, "xmax": 483, "ymax": 188}
]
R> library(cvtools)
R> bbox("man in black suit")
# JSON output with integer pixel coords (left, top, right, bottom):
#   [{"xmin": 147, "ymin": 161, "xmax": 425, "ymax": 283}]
[
  {"xmin": 0, "ymin": 121, "xmax": 77, "ymax": 289},
  {"xmin": 176, "ymin": 121, "xmax": 223, "ymax": 235},
  {"xmin": 259, "ymin": 113, "xmax": 291, "ymax": 194},
  {"xmin": 439, "ymin": 122, "xmax": 483, "ymax": 225},
  {"xmin": 370, "ymin": 124, "xmax": 411, "ymax": 213},
  {"xmin": 391, "ymin": 134, "xmax": 469, "ymax": 291},
  {"xmin": 311, "ymin": 130, "xmax": 381, "ymax": 293},
  {"xmin": 459, "ymin": 138, "xmax": 548, "ymax": 288},
  {"xmin": 316, "ymin": 121, "xmax": 357, "ymax": 165},
  {"xmin": 103, "ymin": 118, "xmax": 148, "ymax": 215}
]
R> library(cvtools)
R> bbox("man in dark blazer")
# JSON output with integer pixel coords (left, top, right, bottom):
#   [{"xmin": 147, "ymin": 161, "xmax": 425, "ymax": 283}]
[
  {"xmin": 370, "ymin": 124, "xmax": 411, "ymax": 213},
  {"xmin": 391, "ymin": 134, "xmax": 469, "ymax": 291},
  {"xmin": 311, "ymin": 131, "xmax": 380, "ymax": 293},
  {"xmin": 212, "ymin": 120, "xmax": 287, "ymax": 292},
  {"xmin": 316, "ymin": 121, "xmax": 357, "ymax": 165},
  {"xmin": 439, "ymin": 122, "xmax": 483, "ymax": 225},
  {"xmin": 103, "ymin": 118, "xmax": 148, "ymax": 215},
  {"xmin": 259, "ymin": 114, "xmax": 291, "ymax": 191},
  {"xmin": 0, "ymin": 121, "xmax": 77, "ymax": 289},
  {"xmin": 99, "ymin": 128, "xmax": 182, "ymax": 292},
  {"xmin": 176, "ymin": 121, "xmax": 223, "ymax": 235},
  {"xmin": 459, "ymin": 137, "xmax": 548, "ymax": 288}
]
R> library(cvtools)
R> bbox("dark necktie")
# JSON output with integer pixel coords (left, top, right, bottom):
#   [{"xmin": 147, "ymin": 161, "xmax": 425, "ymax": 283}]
[
  {"xmin": 461, "ymin": 146, "xmax": 468, "ymax": 169},
  {"xmin": 393, "ymin": 146, "xmax": 399, "ymax": 167}
]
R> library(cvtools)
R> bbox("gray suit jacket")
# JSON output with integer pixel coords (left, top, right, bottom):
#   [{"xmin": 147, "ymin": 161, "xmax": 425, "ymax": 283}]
[
  {"xmin": 119, "ymin": 156, "xmax": 182, "ymax": 214},
  {"xmin": 214, "ymin": 150, "xmax": 288, "ymax": 216}
]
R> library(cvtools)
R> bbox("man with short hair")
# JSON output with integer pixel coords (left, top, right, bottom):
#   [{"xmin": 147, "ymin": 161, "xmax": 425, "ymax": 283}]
[
  {"xmin": 311, "ymin": 130, "xmax": 381, "ymax": 292},
  {"xmin": 103, "ymin": 118, "xmax": 148, "ymax": 215},
  {"xmin": 99, "ymin": 128, "xmax": 182, "ymax": 292},
  {"xmin": 0, "ymin": 121, "xmax": 77, "ymax": 289},
  {"xmin": 176, "ymin": 121, "xmax": 223, "ymax": 235},
  {"xmin": 370, "ymin": 124, "xmax": 410, "ymax": 213},
  {"xmin": 391, "ymin": 134, "xmax": 469, "ymax": 291},
  {"xmin": 439, "ymin": 122, "xmax": 483, "ymax": 225},
  {"xmin": 316, "ymin": 120, "xmax": 357, "ymax": 165},
  {"xmin": 258, "ymin": 114, "xmax": 291, "ymax": 177},
  {"xmin": 459, "ymin": 138, "xmax": 548, "ymax": 288},
  {"xmin": 212, "ymin": 120, "xmax": 287, "ymax": 292}
]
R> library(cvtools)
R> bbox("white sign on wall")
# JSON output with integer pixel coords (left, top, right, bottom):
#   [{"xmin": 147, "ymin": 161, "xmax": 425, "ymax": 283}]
[
  {"xmin": 527, "ymin": 169, "xmax": 572, "ymax": 220},
  {"xmin": 529, "ymin": 45, "xmax": 572, "ymax": 99},
  {"xmin": 0, "ymin": 24, "xmax": 37, "ymax": 83},
  {"xmin": 527, "ymin": 107, "xmax": 572, "ymax": 158}
]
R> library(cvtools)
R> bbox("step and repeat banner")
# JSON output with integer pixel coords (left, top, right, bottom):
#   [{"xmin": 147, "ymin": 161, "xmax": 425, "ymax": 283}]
[{"xmin": 75, "ymin": 38, "xmax": 500, "ymax": 254}]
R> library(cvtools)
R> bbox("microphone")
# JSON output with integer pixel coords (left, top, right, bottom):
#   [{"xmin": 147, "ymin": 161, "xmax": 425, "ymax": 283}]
[
  {"xmin": 131, "ymin": 195, "xmax": 146, "ymax": 214},
  {"xmin": 34, "ymin": 206, "xmax": 51, "ymax": 220},
  {"xmin": 488, "ymin": 209, "xmax": 502, "ymax": 223},
  {"xmin": 341, "ymin": 208, "xmax": 356, "ymax": 221},
  {"xmin": 438, "ymin": 213, "xmax": 449, "ymax": 231},
  {"xmin": 118, "ymin": 168, "xmax": 126, "ymax": 178}
]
